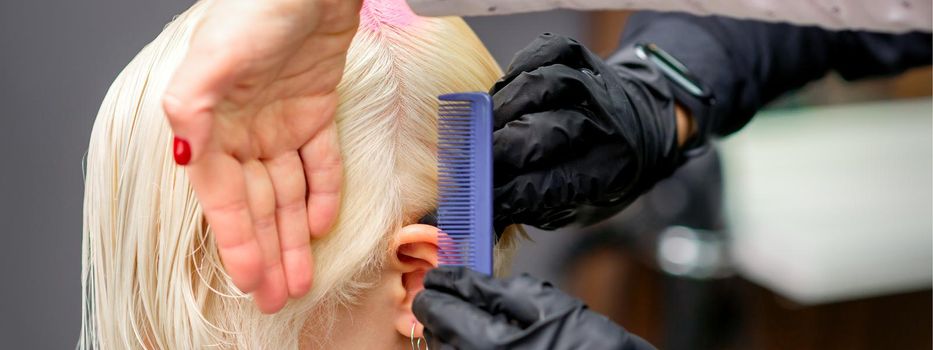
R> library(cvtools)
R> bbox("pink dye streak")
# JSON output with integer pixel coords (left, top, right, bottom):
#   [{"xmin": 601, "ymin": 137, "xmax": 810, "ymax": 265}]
[{"xmin": 360, "ymin": 0, "xmax": 419, "ymax": 30}]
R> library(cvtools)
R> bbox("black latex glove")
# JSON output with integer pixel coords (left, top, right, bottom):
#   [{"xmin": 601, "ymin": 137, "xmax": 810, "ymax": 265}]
[
  {"xmin": 412, "ymin": 267, "xmax": 656, "ymax": 350},
  {"xmin": 492, "ymin": 33, "xmax": 686, "ymax": 231}
]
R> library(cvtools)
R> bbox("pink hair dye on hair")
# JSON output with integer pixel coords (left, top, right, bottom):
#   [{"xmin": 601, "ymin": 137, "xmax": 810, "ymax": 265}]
[{"xmin": 360, "ymin": 0, "xmax": 420, "ymax": 30}]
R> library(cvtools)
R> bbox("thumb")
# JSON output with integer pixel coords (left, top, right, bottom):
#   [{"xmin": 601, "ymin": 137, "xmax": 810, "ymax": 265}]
[
  {"xmin": 162, "ymin": 93, "xmax": 212, "ymax": 165},
  {"xmin": 162, "ymin": 42, "xmax": 241, "ymax": 165}
]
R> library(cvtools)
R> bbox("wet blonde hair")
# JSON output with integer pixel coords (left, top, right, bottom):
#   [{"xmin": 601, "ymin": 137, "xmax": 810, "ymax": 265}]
[{"xmin": 79, "ymin": 1, "xmax": 510, "ymax": 348}]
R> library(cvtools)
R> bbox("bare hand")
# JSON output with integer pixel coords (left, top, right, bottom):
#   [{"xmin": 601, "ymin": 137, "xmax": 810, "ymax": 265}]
[{"xmin": 163, "ymin": 0, "xmax": 361, "ymax": 313}]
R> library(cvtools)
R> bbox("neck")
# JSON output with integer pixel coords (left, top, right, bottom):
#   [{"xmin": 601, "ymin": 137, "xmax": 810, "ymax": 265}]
[{"xmin": 300, "ymin": 276, "xmax": 407, "ymax": 349}]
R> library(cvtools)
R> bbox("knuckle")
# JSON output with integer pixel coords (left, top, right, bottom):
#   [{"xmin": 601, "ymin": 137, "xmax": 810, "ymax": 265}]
[
  {"xmin": 253, "ymin": 215, "xmax": 278, "ymax": 235},
  {"xmin": 161, "ymin": 94, "xmax": 184, "ymax": 121},
  {"xmin": 276, "ymin": 200, "xmax": 305, "ymax": 214},
  {"xmin": 161, "ymin": 93, "xmax": 200, "ymax": 128},
  {"xmin": 205, "ymin": 199, "xmax": 250, "ymax": 217},
  {"xmin": 513, "ymin": 273, "xmax": 539, "ymax": 286},
  {"xmin": 162, "ymin": 89, "xmax": 216, "ymax": 129}
]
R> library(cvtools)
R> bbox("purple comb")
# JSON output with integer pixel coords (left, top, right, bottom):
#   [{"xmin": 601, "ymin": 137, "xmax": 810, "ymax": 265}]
[{"xmin": 436, "ymin": 92, "xmax": 494, "ymax": 275}]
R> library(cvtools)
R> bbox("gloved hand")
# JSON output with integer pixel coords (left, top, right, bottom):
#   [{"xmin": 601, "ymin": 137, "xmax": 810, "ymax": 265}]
[
  {"xmin": 412, "ymin": 267, "xmax": 656, "ymax": 350},
  {"xmin": 491, "ymin": 33, "xmax": 688, "ymax": 231}
]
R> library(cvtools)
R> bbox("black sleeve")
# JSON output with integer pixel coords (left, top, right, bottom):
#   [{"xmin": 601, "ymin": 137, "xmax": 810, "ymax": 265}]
[{"xmin": 617, "ymin": 11, "xmax": 932, "ymax": 138}]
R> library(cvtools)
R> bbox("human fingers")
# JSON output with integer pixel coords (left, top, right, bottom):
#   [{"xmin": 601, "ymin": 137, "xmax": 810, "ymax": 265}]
[
  {"xmin": 493, "ymin": 143, "xmax": 634, "ymax": 229},
  {"xmin": 420, "ymin": 267, "xmax": 542, "ymax": 327},
  {"xmin": 265, "ymin": 152, "xmax": 314, "ymax": 298},
  {"xmin": 491, "ymin": 64, "xmax": 602, "ymax": 129},
  {"xmin": 413, "ymin": 289, "xmax": 518, "ymax": 348},
  {"xmin": 242, "ymin": 160, "xmax": 288, "ymax": 313},
  {"xmin": 161, "ymin": 0, "xmax": 288, "ymax": 164},
  {"xmin": 493, "ymin": 108, "xmax": 606, "ymax": 178},
  {"xmin": 299, "ymin": 122, "xmax": 343, "ymax": 238},
  {"xmin": 187, "ymin": 154, "xmax": 263, "ymax": 292},
  {"xmin": 492, "ymin": 33, "xmax": 602, "ymax": 95},
  {"xmin": 162, "ymin": 22, "xmax": 243, "ymax": 165}
]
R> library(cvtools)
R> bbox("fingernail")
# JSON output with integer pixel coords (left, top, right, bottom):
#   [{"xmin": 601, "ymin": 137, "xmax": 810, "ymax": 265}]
[{"xmin": 173, "ymin": 137, "xmax": 191, "ymax": 165}]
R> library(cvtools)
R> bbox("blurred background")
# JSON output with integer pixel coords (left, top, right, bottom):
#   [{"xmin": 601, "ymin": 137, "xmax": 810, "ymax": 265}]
[{"xmin": 0, "ymin": 1, "xmax": 929, "ymax": 349}]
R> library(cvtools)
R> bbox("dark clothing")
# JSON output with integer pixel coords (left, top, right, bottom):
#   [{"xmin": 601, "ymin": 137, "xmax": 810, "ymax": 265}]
[
  {"xmin": 489, "ymin": 13, "xmax": 931, "ymax": 231},
  {"xmin": 618, "ymin": 12, "xmax": 932, "ymax": 139},
  {"xmin": 418, "ymin": 14, "xmax": 931, "ymax": 350}
]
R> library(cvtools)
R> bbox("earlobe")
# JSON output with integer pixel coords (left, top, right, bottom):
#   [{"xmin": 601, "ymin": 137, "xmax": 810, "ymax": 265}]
[{"xmin": 391, "ymin": 224, "xmax": 439, "ymax": 339}]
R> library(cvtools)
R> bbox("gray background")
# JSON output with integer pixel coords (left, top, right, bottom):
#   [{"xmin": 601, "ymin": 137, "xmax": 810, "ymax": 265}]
[{"xmin": 0, "ymin": 1, "xmax": 586, "ymax": 348}]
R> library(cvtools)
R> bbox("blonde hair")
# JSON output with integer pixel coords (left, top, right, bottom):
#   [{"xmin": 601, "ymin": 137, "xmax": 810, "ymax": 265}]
[{"xmin": 79, "ymin": 1, "xmax": 510, "ymax": 349}]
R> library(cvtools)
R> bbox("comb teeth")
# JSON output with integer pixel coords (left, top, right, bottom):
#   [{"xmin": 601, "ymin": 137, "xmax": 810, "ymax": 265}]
[{"xmin": 436, "ymin": 93, "xmax": 493, "ymax": 275}]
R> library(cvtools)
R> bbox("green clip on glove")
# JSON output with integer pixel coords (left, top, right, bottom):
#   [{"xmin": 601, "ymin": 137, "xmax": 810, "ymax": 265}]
[
  {"xmin": 413, "ymin": 267, "xmax": 656, "ymax": 350},
  {"xmin": 491, "ymin": 33, "xmax": 687, "ymax": 231}
]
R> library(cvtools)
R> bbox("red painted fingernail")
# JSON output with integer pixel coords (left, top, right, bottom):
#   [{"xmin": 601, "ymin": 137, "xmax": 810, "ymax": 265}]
[{"xmin": 173, "ymin": 137, "xmax": 191, "ymax": 165}]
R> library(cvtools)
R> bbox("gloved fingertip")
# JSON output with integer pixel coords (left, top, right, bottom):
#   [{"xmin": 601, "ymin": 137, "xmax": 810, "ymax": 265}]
[
  {"xmin": 493, "ymin": 217, "xmax": 512, "ymax": 240},
  {"xmin": 422, "ymin": 266, "xmax": 466, "ymax": 288},
  {"xmin": 411, "ymin": 289, "xmax": 435, "ymax": 316}
]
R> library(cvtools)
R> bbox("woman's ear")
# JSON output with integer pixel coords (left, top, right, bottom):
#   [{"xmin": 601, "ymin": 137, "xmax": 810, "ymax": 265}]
[{"xmin": 389, "ymin": 224, "xmax": 439, "ymax": 339}]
